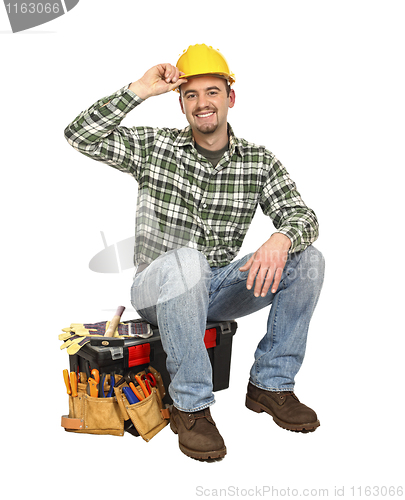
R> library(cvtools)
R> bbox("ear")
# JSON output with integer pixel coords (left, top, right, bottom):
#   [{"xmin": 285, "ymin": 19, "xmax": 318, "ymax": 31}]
[
  {"xmin": 179, "ymin": 95, "xmax": 185, "ymax": 114},
  {"xmin": 228, "ymin": 89, "xmax": 236, "ymax": 109}
]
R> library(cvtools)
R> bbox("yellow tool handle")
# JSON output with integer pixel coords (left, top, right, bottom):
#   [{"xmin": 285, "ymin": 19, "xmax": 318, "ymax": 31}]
[
  {"xmin": 70, "ymin": 372, "xmax": 78, "ymax": 397},
  {"xmin": 88, "ymin": 377, "xmax": 98, "ymax": 397},
  {"xmin": 91, "ymin": 369, "xmax": 100, "ymax": 383},
  {"xmin": 63, "ymin": 369, "xmax": 71, "ymax": 395}
]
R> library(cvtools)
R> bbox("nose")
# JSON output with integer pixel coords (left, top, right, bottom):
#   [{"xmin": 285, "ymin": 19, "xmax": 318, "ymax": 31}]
[{"xmin": 197, "ymin": 94, "xmax": 209, "ymax": 109}]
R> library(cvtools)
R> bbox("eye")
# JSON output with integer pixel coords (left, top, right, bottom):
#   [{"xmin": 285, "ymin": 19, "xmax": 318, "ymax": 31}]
[
  {"xmin": 186, "ymin": 93, "xmax": 197, "ymax": 100},
  {"xmin": 208, "ymin": 91, "xmax": 218, "ymax": 96}
]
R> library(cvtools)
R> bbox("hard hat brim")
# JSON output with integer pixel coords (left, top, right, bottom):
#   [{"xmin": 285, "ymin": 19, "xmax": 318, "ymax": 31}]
[
  {"xmin": 174, "ymin": 72, "xmax": 235, "ymax": 92},
  {"xmin": 179, "ymin": 72, "xmax": 235, "ymax": 84}
]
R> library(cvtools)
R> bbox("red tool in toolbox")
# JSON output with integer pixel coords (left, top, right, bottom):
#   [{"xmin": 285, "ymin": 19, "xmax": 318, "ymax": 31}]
[{"xmin": 74, "ymin": 319, "xmax": 238, "ymax": 405}]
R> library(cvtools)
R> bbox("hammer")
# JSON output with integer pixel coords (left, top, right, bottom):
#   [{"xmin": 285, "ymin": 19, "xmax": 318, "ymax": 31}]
[{"xmin": 104, "ymin": 305, "xmax": 125, "ymax": 337}]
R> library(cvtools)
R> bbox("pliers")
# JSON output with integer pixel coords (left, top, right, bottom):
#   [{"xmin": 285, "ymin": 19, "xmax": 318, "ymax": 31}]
[
  {"xmin": 99, "ymin": 372, "xmax": 116, "ymax": 398},
  {"xmin": 116, "ymin": 373, "xmax": 144, "ymax": 401}
]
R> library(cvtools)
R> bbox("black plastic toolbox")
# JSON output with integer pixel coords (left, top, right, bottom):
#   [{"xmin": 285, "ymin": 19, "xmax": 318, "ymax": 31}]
[{"xmin": 74, "ymin": 319, "xmax": 237, "ymax": 405}]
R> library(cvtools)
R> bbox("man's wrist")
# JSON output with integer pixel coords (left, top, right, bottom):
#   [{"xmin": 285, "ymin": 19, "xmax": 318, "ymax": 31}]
[
  {"xmin": 271, "ymin": 232, "xmax": 292, "ymax": 250},
  {"xmin": 128, "ymin": 80, "xmax": 150, "ymax": 100}
]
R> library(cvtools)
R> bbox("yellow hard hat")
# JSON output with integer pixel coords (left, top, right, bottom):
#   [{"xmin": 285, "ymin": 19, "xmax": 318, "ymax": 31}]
[{"xmin": 176, "ymin": 44, "xmax": 235, "ymax": 85}]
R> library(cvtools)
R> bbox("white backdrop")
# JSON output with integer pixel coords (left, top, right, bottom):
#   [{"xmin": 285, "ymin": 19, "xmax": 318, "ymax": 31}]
[{"xmin": 1, "ymin": 1, "xmax": 404, "ymax": 498}]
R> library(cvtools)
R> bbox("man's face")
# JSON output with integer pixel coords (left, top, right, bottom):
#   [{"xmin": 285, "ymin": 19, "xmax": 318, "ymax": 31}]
[{"xmin": 179, "ymin": 75, "xmax": 235, "ymax": 139}]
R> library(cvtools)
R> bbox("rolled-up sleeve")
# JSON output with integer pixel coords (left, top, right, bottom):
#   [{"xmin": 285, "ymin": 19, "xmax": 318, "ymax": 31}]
[
  {"xmin": 259, "ymin": 153, "xmax": 319, "ymax": 253},
  {"xmin": 64, "ymin": 85, "xmax": 155, "ymax": 181}
]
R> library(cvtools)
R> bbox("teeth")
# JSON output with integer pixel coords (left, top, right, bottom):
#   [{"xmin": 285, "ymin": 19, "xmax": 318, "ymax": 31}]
[{"xmin": 197, "ymin": 112, "xmax": 214, "ymax": 118}]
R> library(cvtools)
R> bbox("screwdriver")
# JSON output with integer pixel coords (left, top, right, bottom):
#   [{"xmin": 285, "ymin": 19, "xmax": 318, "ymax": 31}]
[
  {"xmin": 63, "ymin": 369, "xmax": 71, "ymax": 395},
  {"xmin": 69, "ymin": 354, "xmax": 79, "ymax": 397},
  {"xmin": 70, "ymin": 371, "xmax": 78, "ymax": 397},
  {"xmin": 87, "ymin": 369, "xmax": 99, "ymax": 397},
  {"xmin": 115, "ymin": 374, "xmax": 144, "ymax": 401}
]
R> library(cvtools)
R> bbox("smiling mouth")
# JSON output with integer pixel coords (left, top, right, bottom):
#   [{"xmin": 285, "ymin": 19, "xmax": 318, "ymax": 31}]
[{"xmin": 195, "ymin": 111, "xmax": 215, "ymax": 118}]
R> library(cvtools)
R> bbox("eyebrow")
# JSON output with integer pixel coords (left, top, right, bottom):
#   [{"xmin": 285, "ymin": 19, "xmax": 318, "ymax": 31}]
[{"xmin": 183, "ymin": 86, "xmax": 222, "ymax": 96}]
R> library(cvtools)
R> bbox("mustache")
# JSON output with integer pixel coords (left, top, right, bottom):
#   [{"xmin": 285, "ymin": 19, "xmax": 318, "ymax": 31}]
[{"xmin": 193, "ymin": 106, "xmax": 217, "ymax": 116}]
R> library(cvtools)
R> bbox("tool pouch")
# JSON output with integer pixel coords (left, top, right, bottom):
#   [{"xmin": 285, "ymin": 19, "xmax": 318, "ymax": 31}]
[
  {"xmin": 114, "ymin": 370, "xmax": 170, "ymax": 442},
  {"xmin": 61, "ymin": 380, "xmax": 125, "ymax": 436},
  {"xmin": 61, "ymin": 367, "xmax": 170, "ymax": 440}
]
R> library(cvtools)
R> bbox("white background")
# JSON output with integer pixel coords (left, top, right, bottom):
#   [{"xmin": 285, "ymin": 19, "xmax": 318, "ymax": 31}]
[{"xmin": 1, "ymin": 1, "xmax": 404, "ymax": 498}]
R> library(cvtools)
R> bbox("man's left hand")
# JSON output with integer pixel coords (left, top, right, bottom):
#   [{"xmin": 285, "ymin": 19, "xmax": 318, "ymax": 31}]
[{"xmin": 239, "ymin": 233, "xmax": 292, "ymax": 297}]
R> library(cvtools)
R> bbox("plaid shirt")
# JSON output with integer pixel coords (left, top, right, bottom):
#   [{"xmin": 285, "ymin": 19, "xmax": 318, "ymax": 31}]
[{"xmin": 64, "ymin": 85, "xmax": 319, "ymax": 268}]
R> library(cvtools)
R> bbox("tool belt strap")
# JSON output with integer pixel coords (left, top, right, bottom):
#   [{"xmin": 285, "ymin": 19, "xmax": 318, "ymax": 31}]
[
  {"xmin": 61, "ymin": 415, "xmax": 84, "ymax": 430},
  {"xmin": 160, "ymin": 408, "xmax": 170, "ymax": 420}
]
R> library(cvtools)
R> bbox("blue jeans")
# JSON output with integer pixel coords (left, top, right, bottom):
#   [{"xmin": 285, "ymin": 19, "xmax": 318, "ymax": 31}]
[{"xmin": 131, "ymin": 245, "xmax": 325, "ymax": 412}]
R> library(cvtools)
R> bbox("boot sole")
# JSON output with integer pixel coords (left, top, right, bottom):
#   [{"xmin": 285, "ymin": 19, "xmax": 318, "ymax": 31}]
[
  {"xmin": 245, "ymin": 395, "xmax": 320, "ymax": 433},
  {"xmin": 170, "ymin": 419, "xmax": 227, "ymax": 460}
]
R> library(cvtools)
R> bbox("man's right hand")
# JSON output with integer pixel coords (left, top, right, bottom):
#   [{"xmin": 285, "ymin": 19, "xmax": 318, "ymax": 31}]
[{"xmin": 129, "ymin": 64, "xmax": 187, "ymax": 100}]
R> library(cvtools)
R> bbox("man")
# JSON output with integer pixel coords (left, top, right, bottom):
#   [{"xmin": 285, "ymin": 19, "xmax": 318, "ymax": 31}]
[{"xmin": 65, "ymin": 44, "xmax": 325, "ymax": 461}]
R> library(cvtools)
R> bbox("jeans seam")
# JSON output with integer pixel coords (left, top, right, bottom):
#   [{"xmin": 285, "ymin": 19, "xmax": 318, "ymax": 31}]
[
  {"xmin": 159, "ymin": 301, "xmax": 181, "ymax": 369},
  {"xmin": 249, "ymin": 381, "xmax": 294, "ymax": 392},
  {"xmin": 254, "ymin": 289, "xmax": 281, "ymax": 380},
  {"xmin": 174, "ymin": 398, "xmax": 215, "ymax": 413}
]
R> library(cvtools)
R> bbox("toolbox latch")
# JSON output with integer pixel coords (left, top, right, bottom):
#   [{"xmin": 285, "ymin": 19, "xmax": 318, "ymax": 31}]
[
  {"xmin": 110, "ymin": 347, "xmax": 124, "ymax": 360},
  {"xmin": 219, "ymin": 321, "xmax": 232, "ymax": 336}
]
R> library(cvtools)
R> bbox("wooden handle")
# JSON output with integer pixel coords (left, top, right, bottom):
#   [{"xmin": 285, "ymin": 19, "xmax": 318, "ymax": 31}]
[{"xmin": 104, "ymin": 306, "xmax": 125, "ymax": 337}]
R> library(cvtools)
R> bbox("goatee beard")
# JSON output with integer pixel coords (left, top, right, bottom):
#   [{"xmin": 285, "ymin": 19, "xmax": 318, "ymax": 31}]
[{"xmin": 197, "ymin": 123, "xmax": 218, "ymax": 135}]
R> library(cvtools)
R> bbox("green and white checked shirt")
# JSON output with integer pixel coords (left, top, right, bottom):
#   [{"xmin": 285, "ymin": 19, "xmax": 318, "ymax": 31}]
[{"xmin": 64, "ymin": 85, "xmax": 319, "ymax": 268}]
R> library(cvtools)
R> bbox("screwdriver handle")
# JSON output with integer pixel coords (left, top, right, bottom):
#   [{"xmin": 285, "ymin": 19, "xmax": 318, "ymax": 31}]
[
  {"xmin": 129, "ymin": 382, "xmax": 144, "ymax": 401},
  {"xmin": 135, "ymin": 375, "xmax": 149, "ymax": 398},
  {"xmin": 88, "ymin": 377, "xmax": 98, "ymax": 398},
  {"xmin": 91, "ymin": 369, "xmax": 100, "ymax": 383},
  {"xmin": 63, "ymin": 369, "xmax": 71, "ymax": 395},
  {"xmin": 70, "ymin": 372, "xmax": 78, "ymax": 397}
]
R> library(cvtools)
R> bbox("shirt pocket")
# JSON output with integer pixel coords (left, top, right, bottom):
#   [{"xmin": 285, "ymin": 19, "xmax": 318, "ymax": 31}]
[
  {"xmin": 220, "ymin": 193, "xmax": 259, "ymax": 225},
  {"xmin": 207, "ymin": 193, "xmax": 259, "ymax": 241}
]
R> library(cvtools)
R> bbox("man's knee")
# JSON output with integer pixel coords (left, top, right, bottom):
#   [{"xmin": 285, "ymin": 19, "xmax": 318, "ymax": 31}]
[
  {"xmin": 298, "ymin": 245, "xmax": 325, "ymax": 286},
  {"xmin": 160, "ymin": 247, "xmax": 211, "ymax": 290}
]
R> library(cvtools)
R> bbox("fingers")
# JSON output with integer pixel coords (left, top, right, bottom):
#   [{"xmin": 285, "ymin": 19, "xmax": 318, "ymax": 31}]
[
  {"xmin": 241, "ymin": 235, "xmax": 290, "ymax": 297},
  {"xmin": 133, "ymin": 64, "xmax": 187, "ymax": 99},
  {"xmin": 271, "ymin": 267, "xmax": 284, "ymax": 294},
  {"xmin": 160, "ymin": 63, "xmax": 181, "ymax": 84},
  {"xmin": 239, "ymin": 255, "xmax": 259, "ymax": 292},
  {"xmin": 158, "ymin": 64, "xmax": 187, "ymax": 89},
  {"xmin": 239, "ymin": 254, "xmax": 254, "ymax": 273},
  {"xmin": 252, "ymin": 265, "xmax": 283, "ymax": 297},
  {"xmin": 246, "ymin": 261, "xmax": 260, "ymax": 292},
  {"xmin": 239, "ymin": 252, "xmax": 264, "ymax": 294},
  {"xmin": 240, "ymin": 252, "xmax": 286, "ymax": 297},
  {"xmin": 255, "ymin": 267, "xmax": 274, "ymax": 297}
]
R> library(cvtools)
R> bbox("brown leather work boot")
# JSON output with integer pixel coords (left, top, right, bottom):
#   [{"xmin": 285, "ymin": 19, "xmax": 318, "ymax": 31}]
[
  {"xmin": 245, "ymin": 382, "xmax": 320, "ymax": 432},
  {"xmin": 170, "ymin": 406, "xmax": 227, "ymax": 460}
]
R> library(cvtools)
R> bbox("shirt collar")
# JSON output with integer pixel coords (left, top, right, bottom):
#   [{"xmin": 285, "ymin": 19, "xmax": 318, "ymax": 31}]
[{"xmin": 173, "ymin": 123, "xmax": 243, "ymax": 157}]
